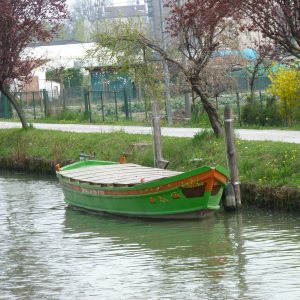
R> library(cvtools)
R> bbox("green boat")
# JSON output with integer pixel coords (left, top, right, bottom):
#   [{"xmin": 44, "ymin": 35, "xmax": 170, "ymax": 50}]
[{"xmin": 56, "ymin": 160, "xmax": 228, "ymax": 219}]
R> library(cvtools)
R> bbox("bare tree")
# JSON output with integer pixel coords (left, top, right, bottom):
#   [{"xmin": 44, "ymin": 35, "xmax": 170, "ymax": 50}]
[{"xmin": 94, "ymin": 0, "xmax": 242, "ymax": 136}]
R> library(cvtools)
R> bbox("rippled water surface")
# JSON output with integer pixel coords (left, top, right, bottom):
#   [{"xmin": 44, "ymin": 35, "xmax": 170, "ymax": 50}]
[{"xmin": 1, "ymin": 172, "xmax": 300, "ymax": 299}]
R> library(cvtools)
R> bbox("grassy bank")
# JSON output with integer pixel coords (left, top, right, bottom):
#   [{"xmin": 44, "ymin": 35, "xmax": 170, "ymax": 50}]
[{"xmin": 0, "ymin": 128, "xmax": 299, "ymax": 189}]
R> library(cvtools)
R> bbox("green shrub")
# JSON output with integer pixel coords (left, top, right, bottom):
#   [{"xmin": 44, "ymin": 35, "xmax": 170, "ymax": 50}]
[
  {"xmin": 264, "ymin": 96, "xmax": 283, "ymax": 126},
  {"xmin": 241, "ymin": 95, "xmax": 283, "ymax": 126},
  {"xmin": 56, "ymin": 109, "xmax": 86, "ymax": 122},
  {"xmin": 241, "ymin": 100, "xmax": 261, "ymax": 125},
  {"xmin": 192, "ymin": 129, "xmax": 211, "ymax": 144}
]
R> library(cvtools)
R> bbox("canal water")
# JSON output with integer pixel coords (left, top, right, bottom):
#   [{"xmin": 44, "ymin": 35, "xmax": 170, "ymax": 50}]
[{"xmin": 1, "ymin": 172, "xmax": 300, "ymax": 300}]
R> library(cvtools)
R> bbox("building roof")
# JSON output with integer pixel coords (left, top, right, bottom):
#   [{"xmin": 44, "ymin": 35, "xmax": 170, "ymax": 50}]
[
  {"xmin": 29, "ymin": 40, "xmax": 82, "ymax": 47},
  {"xmin": 215, "ymin": 48, "xmax": 257, "ymax": 60},
  {"xmin": 28, "ymin": 42, "xmax": 109, "ymax": 69}
]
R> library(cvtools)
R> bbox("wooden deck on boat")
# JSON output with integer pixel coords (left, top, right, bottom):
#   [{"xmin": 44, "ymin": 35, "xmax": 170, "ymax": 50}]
[{"xmin": 58, "ymin": 163, "xmax": 182, "ymax": 186}]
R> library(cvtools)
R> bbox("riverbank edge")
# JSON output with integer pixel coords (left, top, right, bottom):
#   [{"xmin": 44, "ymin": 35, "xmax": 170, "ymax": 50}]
[{"xmin": 1, "ymin": 156, "xmax": 299, "ymax": 212}]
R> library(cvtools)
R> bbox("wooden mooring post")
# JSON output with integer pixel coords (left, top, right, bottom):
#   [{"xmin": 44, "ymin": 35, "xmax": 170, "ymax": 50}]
[
  {"xmin": 151, "ymin": 101, "xmax": 169, "ymax": 169},
  {"xmin": 224, "ymin": 104, "xmax": 242, "ymax": 210}
]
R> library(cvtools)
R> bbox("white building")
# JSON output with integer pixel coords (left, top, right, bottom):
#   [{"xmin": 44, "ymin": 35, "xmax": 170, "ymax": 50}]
[{"xmin": 23, "ymin": 41, "xmax": 98, "ymax": 95}]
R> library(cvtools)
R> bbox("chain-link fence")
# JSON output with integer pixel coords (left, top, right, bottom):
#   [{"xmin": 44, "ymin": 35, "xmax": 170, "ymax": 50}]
[
  {"xmin": 0, "ymin": 74, "xmax": 276, "ymax": 125},
  {"xmin": 0, "ymin": 93, "xmax": 13, "ymax": 119},
  {"xmin": 4, "ymin": 87, "xmax": 150, "ymax": 122},
  {"xmin": 15, "ymin": 90, "xmax": 49, "ymax": 119}
]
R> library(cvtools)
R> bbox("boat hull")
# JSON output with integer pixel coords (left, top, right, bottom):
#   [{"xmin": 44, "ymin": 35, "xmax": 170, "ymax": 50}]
[
  {"xmin": 57, "ymin": 161, "xmax": 228, "ymax": 219},
  {"xmin": 67, "ymin": 205, "xmax": 215, "ymax": 220}
]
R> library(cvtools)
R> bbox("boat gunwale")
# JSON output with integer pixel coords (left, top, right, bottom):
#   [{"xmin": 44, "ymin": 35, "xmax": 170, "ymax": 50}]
[{"xmin": 57, "ymin": 161, "xmax": 228, "ymax": 196}]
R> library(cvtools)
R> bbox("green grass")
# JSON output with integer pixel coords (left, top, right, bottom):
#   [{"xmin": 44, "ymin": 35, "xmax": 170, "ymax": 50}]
[
  {"xmin": 0, "ymin": 128, "xmax": 299, "ymax": 188},
  {"xmin": 5, "ymin": 113, "xmax": 300, "ymax": 130}
]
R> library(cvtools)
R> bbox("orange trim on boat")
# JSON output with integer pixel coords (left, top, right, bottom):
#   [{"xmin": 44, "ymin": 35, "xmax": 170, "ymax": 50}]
[{"xmin": 60, "ymin": 169, "xmax": 227, "ymax": 197}]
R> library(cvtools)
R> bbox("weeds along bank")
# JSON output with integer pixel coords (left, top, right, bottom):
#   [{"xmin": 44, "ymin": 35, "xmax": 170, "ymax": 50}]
[{"xmin": 0, "ymin": 128, "xmax": 299, "ymax": 210}]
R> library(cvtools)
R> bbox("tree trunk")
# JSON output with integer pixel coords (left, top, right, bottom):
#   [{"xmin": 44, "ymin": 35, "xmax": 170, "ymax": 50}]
[
  {"xmin": 184, "ymin": 92, "xmax": 191, "ymax": 118},
  {"xmin": 249, "ymin": 72, "xmax": 256, "ymax": 102},
  {"xmin": 249, "ymin": 62, "xmax": 260, "ymax": 102},
  {"xmin": 60, "ymin": 77, "xmax": 65, "ymax": 111},
  {"xmin": 0, "ymin": 85, "xmax": 28, "ymax": 129},
  {"xmin": 191, "ymin": 81, "xmax": 223, "ymax": 137}
]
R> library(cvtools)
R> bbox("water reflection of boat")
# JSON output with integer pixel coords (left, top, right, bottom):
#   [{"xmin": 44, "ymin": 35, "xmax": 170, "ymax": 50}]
[
  {"xmin": 57, "ymin": 160, "xmax": 228, "ymax": 219},
  {"xmin": 63, "ymin": 208, "xmax": 233, "ymax": 260}
]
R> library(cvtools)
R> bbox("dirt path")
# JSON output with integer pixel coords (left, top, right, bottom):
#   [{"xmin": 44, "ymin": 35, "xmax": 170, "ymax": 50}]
[{"xmin": 1, "ymin": 121, "xmax": 300, "ymax": 144}]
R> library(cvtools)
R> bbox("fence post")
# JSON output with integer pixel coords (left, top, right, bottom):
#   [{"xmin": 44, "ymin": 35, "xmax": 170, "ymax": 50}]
[
  {"xmin": 100, "ymin": 91, "xmax": 105, "ymax": 122},
  {"xmin": 88, "ymin": 87, "xmax": 92, "ymax": 123},
  {"xmin": 61, "ymin": 86, "xmax": 65, "ymax": 112},
  {"xmin": 32, "ymin": 92, "xmax": 36, "ymax": 119},
  {"xmin": 128, "ymin": 93, "xmax": 132, "ymax": 120},
  {"xmin": 151, "ymin": 101, "xmax": 169, "ymax": 169},
  {"xmin": 42, "ymin": 89, "xmax": 49, "ymax": 117},
  {"xmin": 123, "ymin": 87, "xmax": 129, "ymax": 120},
  {"xmin": 259, "ymin": 91, "xmax": 263, "ymax": 110},
  {"xmin": 114, "ymin": 91, "xmax": 118, "ymax": 121},
  {"xmin": 224, "ymin": 104, "xmax": 241, "ymax": 210},
  {"xmin": 84, "ymin": 88, "xmax": 89, "ymax": 119},
  {"xmin": 236, "ymin": 92, "xmax": 241, "ymax": 126}
]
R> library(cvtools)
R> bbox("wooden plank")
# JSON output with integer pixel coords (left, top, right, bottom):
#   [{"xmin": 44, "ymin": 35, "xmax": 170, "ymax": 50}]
[
  {"xmin": 63, "ymin": 171, "xmax": 174, "ymax": 184},
  {"xmin": 60, "ymin": 163, "xmax": 138, "ymax": 176},
  {"xmin": 111, "ymin": 177, "xmax": 166, "ymax": 184},
  {"xmin": 60, "ymin": 166, "xmax": 147, "ymax": 178},
  {"xmin": 62, "ymin": 167, "xmax": 180, "ymax": 179},
  {"xmin": 62, "ymin": 173, "xmax": 175, "ymax": 185},
  {"xmin": 60, "ymin": 163, "xmax": 180, "ymax": 174},
  {"xmin": 97, "ymin": 174, "xmax": 164, "ymax": 183},
  {"xmin": 59, "ymin": 163, "xmax": 182, "ymax": 186},
  {"xmin": 60, "ymin": 164, "xmax": 180, "ymax": 178}
]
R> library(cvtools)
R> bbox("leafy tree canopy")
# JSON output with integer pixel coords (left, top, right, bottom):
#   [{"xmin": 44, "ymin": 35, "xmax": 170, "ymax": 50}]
[
  {"xmin": 0, "ymin": 0, "xmax": 68, "ymax": 128},
  {"xmin": 0, "ymin": 0, "xmax": 68, "ymax": 86},
  {"xmin": 46, "ymin": 68, "xmax": 84, "ymax": 88},
  {"xmin": 241, "ymin": 0, "xmax": 300, "ymax": 59}
]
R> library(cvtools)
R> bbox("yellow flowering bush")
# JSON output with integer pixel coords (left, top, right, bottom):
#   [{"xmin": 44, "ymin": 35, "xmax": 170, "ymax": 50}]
[{"xmin": 268, "ymin": 67, "xmax": 300, "ymax": 124}]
